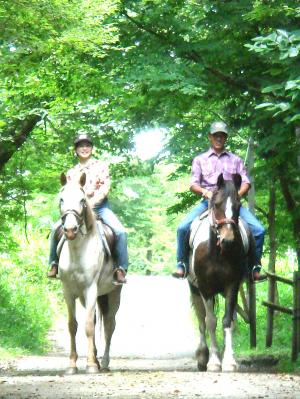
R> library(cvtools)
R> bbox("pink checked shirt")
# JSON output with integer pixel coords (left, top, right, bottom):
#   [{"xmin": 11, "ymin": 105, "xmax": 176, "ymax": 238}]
[
  {"xmin": 190, "ymin": 148, "xmax": 250, "ymax": 192},
  {"xmin": 67, "ymin": 158, "xmax": 110, "ymax": 205}
]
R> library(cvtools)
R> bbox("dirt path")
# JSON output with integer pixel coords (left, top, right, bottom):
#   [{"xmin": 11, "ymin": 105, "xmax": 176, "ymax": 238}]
[{"xmin": 1, "ymin": 276, "xmax": 300, "ymax": 399}]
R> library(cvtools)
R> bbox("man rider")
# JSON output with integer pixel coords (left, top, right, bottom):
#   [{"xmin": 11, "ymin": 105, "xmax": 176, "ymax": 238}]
[
  {"xmin": 173, "ymin": 121, "xmax": 266, "ymax": 282},
  {"xmin": 47, "ymin": 133, "xmax": 128, "ymax": 285}
]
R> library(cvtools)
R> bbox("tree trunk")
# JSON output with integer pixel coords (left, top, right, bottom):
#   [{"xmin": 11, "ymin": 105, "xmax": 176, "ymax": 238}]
[
  {"xmin": 247, "ymin": 136, "xmax": 255, "ymax": 213},
  {"xmin": 278, "ymin": 172, "xmax": 300, "ymax": 271},
  {"xmin": 268, "ymin": 181, "xmax": 277, "ymax": 274},
  {"xmin": 295, "ymin": 127, "xmax": 300, "ymax": 172},
  {"xmin": 0, "ymin": 114, "xmax": 41, "ymax": 171}
]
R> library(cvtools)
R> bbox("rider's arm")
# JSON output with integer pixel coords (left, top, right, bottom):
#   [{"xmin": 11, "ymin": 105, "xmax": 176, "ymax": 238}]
[
  {"xmin": 190, "ymin": 184, "xmax": 213, "ymax": 200},
  {"xmin": 190, "ymin": 155, "xmax": 213, "ymax": 200},
  {"xmin": 235, "ymin": 156, "xmax": 251, "ymax": 198},
  {"xmin": 88, "ymin": 161, "xmax": 110, "ymax": 207},
  {"xmin": 238, "ymin": 182, "xmax": 250, "ymax": 198}
]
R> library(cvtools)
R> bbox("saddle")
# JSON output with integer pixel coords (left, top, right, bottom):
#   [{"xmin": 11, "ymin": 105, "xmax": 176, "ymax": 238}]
[
  {"xmin": 188, "ymin": 212, "xmax": 251, "ymax": 289},
  {"xmin": 55, "ymin": 219, "xmax": 115, "ymax": 259},
  {"xmin": 95, "ymin": 218, "xmax": 115, "ymax": 258}
]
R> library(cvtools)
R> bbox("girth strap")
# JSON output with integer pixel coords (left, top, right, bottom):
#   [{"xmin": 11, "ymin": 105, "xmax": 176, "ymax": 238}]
[{"xmin": 96, "ymin": 221, "xmax": 112, "ymax": 257}]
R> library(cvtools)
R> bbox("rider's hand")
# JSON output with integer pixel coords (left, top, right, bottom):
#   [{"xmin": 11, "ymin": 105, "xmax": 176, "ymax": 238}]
[{"xmin": 202, "ymin": 189, "xmax": 213, "ymax": 200}]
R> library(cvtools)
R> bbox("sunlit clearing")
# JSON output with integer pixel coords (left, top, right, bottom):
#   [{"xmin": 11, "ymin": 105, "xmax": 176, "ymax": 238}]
[{"xmin": 134, "ymin": 128, "xmax": 166, "ymax": 160}]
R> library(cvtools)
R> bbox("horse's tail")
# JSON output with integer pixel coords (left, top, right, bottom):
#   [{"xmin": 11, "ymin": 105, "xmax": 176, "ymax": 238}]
[{"xmin": 96, "ymin": 295, "xmax": 109, "ymax": 340}]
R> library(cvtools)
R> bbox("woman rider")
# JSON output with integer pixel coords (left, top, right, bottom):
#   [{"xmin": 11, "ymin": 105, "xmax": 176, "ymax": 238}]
[{"xmin": 47, "ymin": 133, "xmax": 128, "ymax": 285}]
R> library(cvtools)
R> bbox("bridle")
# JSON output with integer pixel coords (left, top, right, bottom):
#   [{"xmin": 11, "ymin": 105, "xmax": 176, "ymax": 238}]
[
  {"xmin": 60, "ymin": 187, "xmax": 87, "ymax": 234},
  {"xmin": 210, "ymin": 208, "xmax": 237, "ymax": 247},
  {"xmin": 61, "ymin": 208, "xmax": 86, "ymax": 227}
]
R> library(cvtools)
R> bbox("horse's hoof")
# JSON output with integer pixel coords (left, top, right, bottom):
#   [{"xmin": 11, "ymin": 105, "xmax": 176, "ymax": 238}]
[
  {"xmin": 197, "ymin": 362, "xmax": 207, "ymax": 372},
  {"xmin": 222, "ymin": 363, "xmax": 237, "ymax": 372},
  {"xmin": 207, "ymin": 364, "xmax": 222, "ymax": 372},
  {"xmin": 86, "ymin": 365, "xmax": 100, "ymax": 374},
  {"xmin": 65, "ymin": 367, "xmax": 78, "ymax": 375},
  {"xmin": 101, "ymin": 359, "xmax": 110, "ymax": 370},
  {"xmin": 100, "ymin": 367, "xmax": 110, "ymax": 373}
]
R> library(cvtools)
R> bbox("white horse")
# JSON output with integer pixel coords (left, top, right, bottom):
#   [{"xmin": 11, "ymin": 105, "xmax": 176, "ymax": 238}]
[{"xmin": 58, "ymin": 173, "xmax": 122, "ymax": 374}]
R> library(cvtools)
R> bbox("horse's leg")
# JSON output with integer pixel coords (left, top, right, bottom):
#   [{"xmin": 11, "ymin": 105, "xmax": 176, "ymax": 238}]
[
  {"xmin": 85, "ymin": 285, "xmax": 100, "ymax": 374},
  {"xmin": 202, "ymin": 296, "xmax": 221, "ymax": 372},
  {"xmin": 98, "ymin": 287, "xmax": 121, "ymax": 371},
  {"xmin": 221, "ymin": 285, "xmax": 239, "ymax": 372},
  {"xmin": 190, "ymin": 290, "xmax": 209, "ymax": 371},
  {"xmin": 64, "ymin": 295, "xmax": 78, "ymax": 375}
]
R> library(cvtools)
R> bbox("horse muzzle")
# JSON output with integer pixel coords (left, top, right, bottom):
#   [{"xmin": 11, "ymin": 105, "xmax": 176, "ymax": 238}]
[{"xmin": 63, "ymin": 225, "xmax": 79, "ymax": 241}]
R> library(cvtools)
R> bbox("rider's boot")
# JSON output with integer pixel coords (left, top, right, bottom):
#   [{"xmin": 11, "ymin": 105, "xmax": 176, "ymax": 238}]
[
  {"xmin": 47, "ymin": 262, "xmax": 58, "ymax": 278},
  {"xmin": 172, "ymin": 262, "xmax": 187, "ymax": 279},
  {"xmin": 251, "ymin": 266, "xmax": 267, "ymax": 283},
  {"xmin": 113, "ymin": 267, "xmax": 127, "ymax": 285}
]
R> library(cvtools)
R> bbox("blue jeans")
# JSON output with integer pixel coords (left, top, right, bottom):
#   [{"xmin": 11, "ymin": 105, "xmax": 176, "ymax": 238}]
[
  {"xmin": 176, "ymin": 200, "xmax": 265, "ymax": 271},
  {"xmin": 94, "ymin": 200, "xmax": 128, "ymax": 271},
  {"xmin": 49, "ymin": 200, "xmax": 129, "ymax": 271}
]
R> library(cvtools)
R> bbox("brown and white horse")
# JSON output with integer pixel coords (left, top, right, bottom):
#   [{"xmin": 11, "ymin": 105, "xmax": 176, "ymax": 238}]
[
  {"xmin": 188, "ymin": 173, "xmax": 255, "ymax": 372},
  {"xmin": 58, "ymin": 173, "xmax": 121, "ymax": 374}
]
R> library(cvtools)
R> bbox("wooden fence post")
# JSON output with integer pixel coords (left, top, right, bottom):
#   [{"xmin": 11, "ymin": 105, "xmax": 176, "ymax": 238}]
[
  {"xmin": 292, "ymin": 271, "xmax": 300, "ymax": 361},
  {"xmin": 248, "ymin": 279, "xmax": 256, "ymax": 348}
]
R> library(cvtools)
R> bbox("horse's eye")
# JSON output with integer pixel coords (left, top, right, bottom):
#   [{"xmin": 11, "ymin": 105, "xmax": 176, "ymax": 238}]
[{"xmin": 60, "ymin": 198, "xmax": 64, "ymax": 206}]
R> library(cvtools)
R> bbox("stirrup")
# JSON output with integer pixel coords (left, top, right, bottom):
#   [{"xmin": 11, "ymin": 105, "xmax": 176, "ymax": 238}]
[
  {"xmin": 47, "ymin": 263, "xmax": 58, "ymax": 278},
  {"xmin": 113, "ymin": 267, "xmax": 127, "ymax": 286},
  {"xmin": 172, "ymin": 263, "xmax": 187, "ymax": 279},
  {"xmin": 251, "ymin": 266, "xmax": 267, "ymax": 284}
]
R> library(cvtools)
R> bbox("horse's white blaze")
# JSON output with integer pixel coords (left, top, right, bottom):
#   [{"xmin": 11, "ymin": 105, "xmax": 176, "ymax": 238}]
[{"xmin": 225, "ymin": 197, "xmax": 233, "ymax": 220}]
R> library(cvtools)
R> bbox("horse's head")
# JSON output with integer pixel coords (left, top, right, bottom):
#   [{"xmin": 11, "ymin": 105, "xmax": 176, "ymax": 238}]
[
  {"xmin": 59, "ymin": 173, "xmax": 89, "ymax": 240},
  {"xmin": 210, "ymin": 173, "xmax": 241, "ymax": 249}
]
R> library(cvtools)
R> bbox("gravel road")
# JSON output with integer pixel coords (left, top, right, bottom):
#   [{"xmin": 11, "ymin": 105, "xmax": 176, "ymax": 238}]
[{"xmin": 0, "ymin": 275, "xmax": 299, "ymax": 399}]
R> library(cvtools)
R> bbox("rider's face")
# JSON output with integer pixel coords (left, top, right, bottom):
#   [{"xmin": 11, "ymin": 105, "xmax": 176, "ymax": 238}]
[
  {"xmin": 75, "ymin": 141, "xmax": 93, "ymax": 161},
  {"xmin": 208, "ymin": 132, "xmax": 227, "ymax": 153}
]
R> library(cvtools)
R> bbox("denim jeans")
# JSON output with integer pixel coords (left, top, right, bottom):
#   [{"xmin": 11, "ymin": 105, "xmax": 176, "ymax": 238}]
[
  {"xmin": 176, "ymin": 200, "xmax": 265, "ymax": 270},
  {"xmin": 49, "ymin": 200, "xmax": 129, "ymax": 271},
  {"xmin": 93, "ymin": 200, "xmax": 128, "ymax": 271}
]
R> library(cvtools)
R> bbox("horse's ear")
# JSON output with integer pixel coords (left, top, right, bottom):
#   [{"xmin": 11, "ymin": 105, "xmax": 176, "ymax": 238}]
[
  {"xmin": 217, "ymin": 173, "xmax": 225, "ymax": 188},
  {"xmin": 232, "ymin": 173, "xmax": 242, "ymax": 190},
  {"xmin": 60, "ymin": 173, "xmax": 67, "ymax": 186},
  {"xmin": 79, "ymin": 173, "xmax": 86, "ymax": 187}
]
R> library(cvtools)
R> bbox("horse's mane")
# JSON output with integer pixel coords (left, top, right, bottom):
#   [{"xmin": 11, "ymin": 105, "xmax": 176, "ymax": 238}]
[{"xmin": 84, "ymin": 199, "xmax": 96, "ymax": 232}]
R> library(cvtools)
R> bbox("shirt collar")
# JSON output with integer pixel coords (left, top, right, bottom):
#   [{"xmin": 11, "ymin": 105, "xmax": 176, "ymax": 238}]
[
  {"xmin": 76, "ymin": 158, "xmax": 96, "ymax": 171},
  {"xmin": 207, "ymin": 147, "xmax": 230, "ymax": 157}
]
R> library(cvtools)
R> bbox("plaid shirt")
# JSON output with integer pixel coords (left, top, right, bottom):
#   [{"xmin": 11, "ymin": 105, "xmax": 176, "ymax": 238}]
[
  {"xmin": 67, "ymin": 158, "xmax": 110, "ymax": 205},
  {"xmin": 190, "ymin": 148, "xmax": 250, "ymax": 192}
]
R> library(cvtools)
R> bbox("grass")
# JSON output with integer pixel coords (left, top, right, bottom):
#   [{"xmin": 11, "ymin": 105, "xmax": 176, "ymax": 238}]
[{"xmin": 0, "ymin": 218, "xmax": 54, "ymax": 356}]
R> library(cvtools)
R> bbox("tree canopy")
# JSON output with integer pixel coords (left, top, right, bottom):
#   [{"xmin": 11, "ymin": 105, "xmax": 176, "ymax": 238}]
[{"xmin": 1, "ymin": 0, "xmax": 300, "ymax": 263}]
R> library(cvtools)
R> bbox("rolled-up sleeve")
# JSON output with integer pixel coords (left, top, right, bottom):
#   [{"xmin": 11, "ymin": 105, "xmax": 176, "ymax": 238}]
[
  {"xmin": 92, "ymin": 161, "xmax": 110, "ymax": 203},
  {"xmin": 190, "ymin": 156, "xmax": 202, "ymax": 188},
  {"xmin": 236, "ymin": 157, "xmax": 251, "ymax": 186}
]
